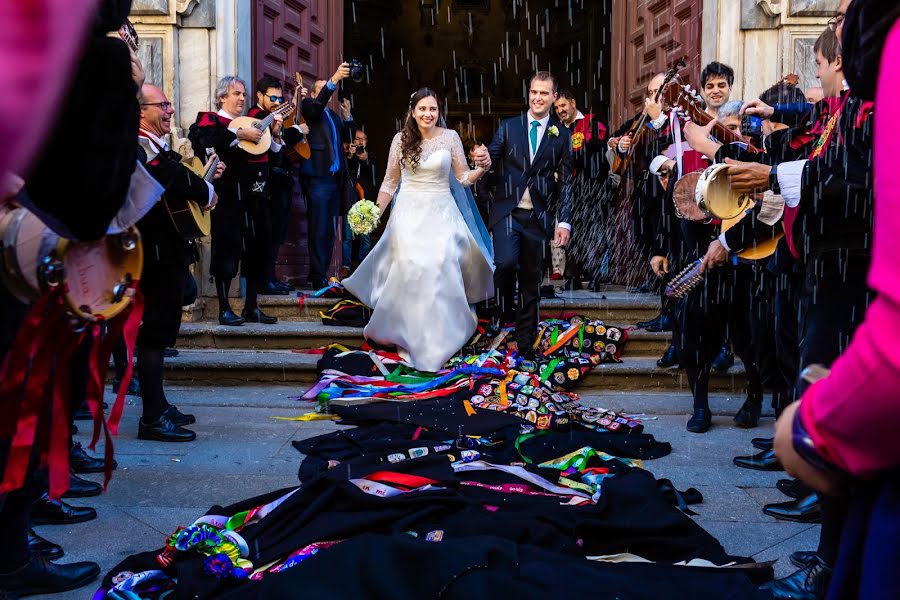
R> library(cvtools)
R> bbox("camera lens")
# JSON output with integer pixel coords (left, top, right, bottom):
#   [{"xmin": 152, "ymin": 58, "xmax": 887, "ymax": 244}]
[
  {"xmin": 349, "ymin": 59, "xmax": 365, "ymax": 84},
  {"xmin": 355, "ymin": 145, "xmax": 366, "ymax": 155}
]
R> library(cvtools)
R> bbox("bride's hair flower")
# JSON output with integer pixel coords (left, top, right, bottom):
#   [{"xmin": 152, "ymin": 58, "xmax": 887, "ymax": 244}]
[
  {"xmin": 347, "ymin": 199, "xmax": 381, "ymax": 235},
  {"xmin": 548, "ymin": 125, "xmax": 560, "ymax": 137}
]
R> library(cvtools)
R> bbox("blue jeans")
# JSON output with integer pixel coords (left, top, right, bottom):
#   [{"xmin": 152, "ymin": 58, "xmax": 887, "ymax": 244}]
[
  {"xmin": 342, "ymin": 218, "xmax": 371, "ymax": 268},
  {"xmin": 305, "ymin": 176, "xmax": 340, "ymax": 284}
]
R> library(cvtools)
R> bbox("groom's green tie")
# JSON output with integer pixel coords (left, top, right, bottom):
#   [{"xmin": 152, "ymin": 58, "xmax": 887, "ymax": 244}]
[{"xmin": 530, "ymin": 120, "xmax": 540, "ymax": 155}]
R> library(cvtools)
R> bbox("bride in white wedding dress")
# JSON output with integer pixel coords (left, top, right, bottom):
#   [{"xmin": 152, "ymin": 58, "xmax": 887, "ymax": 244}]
[{"xmin": 342, "ymin": 88, "xmax": 495, "ymax": 372}]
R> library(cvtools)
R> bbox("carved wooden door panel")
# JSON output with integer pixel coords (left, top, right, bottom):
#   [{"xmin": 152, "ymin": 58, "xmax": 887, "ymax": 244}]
[
  {"xmin": 611, "ymin": 0, "xmax": 702, "ymax": 129},
  {"xmin": 253, "ymin": 0, "xmax": 344, "ymax": 282}
]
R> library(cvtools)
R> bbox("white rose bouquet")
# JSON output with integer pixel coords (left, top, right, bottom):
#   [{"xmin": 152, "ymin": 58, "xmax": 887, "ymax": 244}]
[{"xmin": 347, "ymin": 199, "xmax": 381, "ymax": 235}]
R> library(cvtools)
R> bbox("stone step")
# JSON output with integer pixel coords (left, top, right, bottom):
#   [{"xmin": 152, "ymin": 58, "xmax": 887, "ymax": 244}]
[
  {"xmin": 176, "ymin": 321, "xmax": 672, "ymax": 356},
  {"xmin": 193, "ymin": 289, "xmax": 661, "ymax": 324},
  {"xmin": 161, "ymin": 349, "xmax": 747, "ymax": 392}
]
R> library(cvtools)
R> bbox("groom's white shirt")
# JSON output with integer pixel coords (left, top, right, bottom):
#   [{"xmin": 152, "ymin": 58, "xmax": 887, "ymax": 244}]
[{"xmin": 519, "ymin": 111, "xmax": 570, "ymax": 231}]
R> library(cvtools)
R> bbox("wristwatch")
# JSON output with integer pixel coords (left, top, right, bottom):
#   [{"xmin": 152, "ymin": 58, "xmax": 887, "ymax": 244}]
[{"xmin": 769, "ymin": 164, "xmax": 781, "ymax": 195}]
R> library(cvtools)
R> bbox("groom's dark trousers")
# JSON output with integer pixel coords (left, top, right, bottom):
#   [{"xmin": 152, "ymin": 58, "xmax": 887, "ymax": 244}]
[{"xmin": 494, "ymin": 208, "xmax": 546, "ymax": 351}]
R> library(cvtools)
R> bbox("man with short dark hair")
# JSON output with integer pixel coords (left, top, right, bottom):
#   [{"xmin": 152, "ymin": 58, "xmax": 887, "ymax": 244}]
[
  {"xmin": 700, "ymin": 61, "xmax": 735, "ymax": 117},
  {"xmin": 301, "ymin": 63, "xmax": 354, "ymax": 289},
  {"xmin": 486, "ymin": 71, "xmax": 574, "ymax": 356},
  {"xmin": 248, "ymin": 75, "xmax": 308, "ymax": 294}
]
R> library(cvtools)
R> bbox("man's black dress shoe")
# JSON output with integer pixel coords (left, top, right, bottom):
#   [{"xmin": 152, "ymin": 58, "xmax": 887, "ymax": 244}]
[
  {"xmin": 263, "ymin": 280, "xmax": 290, "ymax": 295},
  {"xmin": 0, "ymin": 557, "xmax": 101, "ymax": 597},
  {"xmin": 138, "ymin": 414, "xmax": 196, "ymax": 442},
  {"xmin": 111, "ymin": 376, "xmax": 141, "ymax": 397},
  {"xmin": 27, "ymin": 530, "xmax": 63, "ymax": 560},
  {"xmin": 63, "ymin": 472, "xmax": 102, "ymax": 498},
  {"xmin": 218, "ymin": 310, "xmax": 245, "ymax": 326},
  {"xmin": 31, "ymin": 494, "xmax": 97, "ymax": 525},
  {"xmin": 242, "ymin": 308, "xmax": 278, "ymax": 324},
  {"xmin": 647, "ymin": 313, "xmax": 673, "ymax": 332},
  {"xmin": 163, "ymin": 347, "xmax": 179, "ymax": 358},
  {"xmin": 656, "ymin": 343, "xmax": 679, "ymax": 369},
  {"xmin": 686, "ymin": 408, "xmax": 712, "ymax": 433},
  {"xmin": 733, "ymin": 394, "xmax": 762, "ymax": 428},
  {"xmin": 760, "ymin": 555, "xmax": 830, "ymax": 599},
  {"xmin": 162, "ymin": 404, "xmax": 196, "ymax": 426},
  {"xmin": 73, "ymin": 400, "xmax": 110, "ymax": 421},
  {"xmin": 636, "ymin": 314, "xmax": 662, "ymax": 329},
  {"xmin": 711, "ymin": 344, "xmax": 734, "ymax": 371},
  {"xmin": 763, "ymin": 493, "xmax": 821, "ymax": 523},
  {"xmin": 274, "ymin": 280, "xmax": 295, "ymax": 292},
  {"xmin": 733, "ymin": 448, "xmax": 783, "ymax": 471},
  {"xmin": 70, "ymin": 442, "xmax": 116, "ymax": 474},
  {"xmin": 777, "ymin": 478, "xmax": 812, "ymax": 500},
  {"xmin": 751, "ymin": 437, "xmax": 773, "ymax": 451},
  {"xmin": 789, "ymin": 550, "xmax": 818, "ymax": 570}
]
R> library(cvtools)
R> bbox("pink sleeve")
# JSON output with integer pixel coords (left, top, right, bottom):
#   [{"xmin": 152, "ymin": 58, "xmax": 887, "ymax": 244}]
[
  {"xmin": 797, "ymin": 20, "xmax": 900, "ymax": 478},
  {"xmin": 0, "ymin": 1, "xmax": 95, "ymax": 178}
]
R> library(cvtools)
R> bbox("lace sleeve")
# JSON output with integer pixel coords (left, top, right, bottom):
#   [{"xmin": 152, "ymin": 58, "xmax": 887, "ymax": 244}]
[
  {"xmin": 448, "ymin": 130, "xmax": 475, "ymax": 188},
  {"xmin": 379, "ymin": 133, "xmax": 402, "ymax": 197}
]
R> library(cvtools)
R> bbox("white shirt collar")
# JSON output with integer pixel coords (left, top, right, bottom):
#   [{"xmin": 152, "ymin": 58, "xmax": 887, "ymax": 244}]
[
  {"xmin": 138, "ymin": 128, "xmax": 169, "ymax": 152},
  {"xmin": 218, "ymin": 108, "xmax": 240, "ymax": 120},
  {"xmin": 527, "ymin": 112, "xmax": 551, "ymax": 129}
]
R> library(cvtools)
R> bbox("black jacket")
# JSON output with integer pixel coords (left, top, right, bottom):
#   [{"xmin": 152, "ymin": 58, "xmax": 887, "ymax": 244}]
[
  {"xmin": 486, "ymin": 113, "xmax": 574, "ymax": 234},
  {"xmin": 300, "ymin": 83, "xmax": 352, "ymax": 178}
]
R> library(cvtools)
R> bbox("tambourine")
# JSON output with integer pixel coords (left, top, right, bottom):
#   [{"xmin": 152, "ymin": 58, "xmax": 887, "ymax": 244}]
[
  {"xmin": 0, "ymin": 208, "xmax": 143, "ymax": 322},
  {"xmin": 695, "ymin": 164, "xmax": 753, "ymax": 220}
]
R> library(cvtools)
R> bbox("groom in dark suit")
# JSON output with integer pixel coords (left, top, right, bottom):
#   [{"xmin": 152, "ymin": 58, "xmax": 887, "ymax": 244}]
[{"xmin": 485, "ymin": 71, "xmax": 574, "ymax": 357}]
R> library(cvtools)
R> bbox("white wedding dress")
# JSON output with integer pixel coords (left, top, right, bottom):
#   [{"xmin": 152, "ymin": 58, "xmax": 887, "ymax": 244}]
[{"xmin": 342, "ymin": 128, "xmax": 494, "ymax": 372}]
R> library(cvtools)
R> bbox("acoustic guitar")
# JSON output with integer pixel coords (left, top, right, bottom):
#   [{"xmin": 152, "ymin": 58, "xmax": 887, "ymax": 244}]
[
  {"xmin": 229, "ymin": 101, "xmax": 295, "ymax": 156},
  {"xmin": 163, "ymin": 150, "xmax": 216, "ymax": 239},
  {"xmin": 285, "ymin": 72, "xmax": 311, "ymax": 161}
]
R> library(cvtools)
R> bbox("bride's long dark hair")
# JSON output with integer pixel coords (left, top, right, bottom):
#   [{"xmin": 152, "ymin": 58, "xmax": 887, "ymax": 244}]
[{"xmin": 400, "ymin": 87, "xmax": 440, "ymax": 171}]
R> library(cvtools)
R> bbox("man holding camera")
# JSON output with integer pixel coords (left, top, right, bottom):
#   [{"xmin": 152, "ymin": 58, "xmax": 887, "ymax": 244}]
[
  {"xmin": 301, "ymin": 63, "xmax": 354, "ymax": 289},
  {"xmin": 341, "ymin": 129, "xmax": 377, "ymax": 277}
]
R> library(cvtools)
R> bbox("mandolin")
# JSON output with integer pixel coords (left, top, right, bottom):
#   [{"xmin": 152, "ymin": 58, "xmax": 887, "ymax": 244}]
[
  {"xmin": 164, "ymin": 150, "xmax": 216, "ymax": 239},
  {"xmin": 229, "ymin": 101, "xmax": 296, "ymax": 156},
  {"xmin": 284, "ymin": 72, "xmax": 312, "ymax": 161},
  {"xmin": 662, "ymin": 80, "xmax": 761, "ymax": 154},
  {"xmin": 611, "ymin": 58, "xmax": 686, "ymax": 176},
  {"xmin": 118, "ymin": 18, "xmax": 139, "ymax": 53}
]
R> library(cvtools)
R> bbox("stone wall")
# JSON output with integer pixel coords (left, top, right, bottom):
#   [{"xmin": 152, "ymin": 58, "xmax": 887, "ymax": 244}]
[{"xmin": 702, "ymin": 0, "xmax": 835, "ymax": 102}]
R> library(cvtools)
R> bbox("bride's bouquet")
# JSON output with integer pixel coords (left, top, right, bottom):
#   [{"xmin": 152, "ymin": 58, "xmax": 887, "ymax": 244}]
[{"xmin": 347, "ymin": 199, "xmax": 381, "ymax": 235}]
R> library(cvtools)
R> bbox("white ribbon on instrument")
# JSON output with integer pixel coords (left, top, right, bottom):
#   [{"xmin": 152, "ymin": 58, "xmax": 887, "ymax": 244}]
[
  {"xmin": 106, "ymin": 161, "xmax": 165, "ymax": 235},
  {"xmin": 670, "ymin": 109, "xmax": 684, "ymax": 180}
]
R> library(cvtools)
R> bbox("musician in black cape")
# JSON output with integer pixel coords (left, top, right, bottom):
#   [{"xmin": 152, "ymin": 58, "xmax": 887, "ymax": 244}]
[
  {"xmin": 135, "ymin": 84, "xmax": 223, "ymax": 442},
  {"xmin": 188, "ymin": 76, "xmax": 279, "ymax": 326}
]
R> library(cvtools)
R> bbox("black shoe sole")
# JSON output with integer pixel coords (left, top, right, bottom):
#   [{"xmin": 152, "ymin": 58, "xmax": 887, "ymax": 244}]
[
  {"xmin": 31, "ymin": 511, "xmax": 97, "ymax": 526},
  {"xmin": 70, "ymin": 465, "xmax": 108, "ymax": 475},
  {"xmin": 733, "ymin": 459, "xmax": 784, "ymax": 471},
  {"xmin": 218, "ymin": 319, "xmax": 245, "ymax": 326},
  {"xmin": 762, "ymin": 509, "xmax": 822, "ymax": 523},
  {"xmin": 138, "ymin": 431, "xmax": 196, "ymax": 442},
  {"xmin": 62, "ymin": 487, "xmax": 102, "ymax": 499},
  {"xmin": 6, "ymin": 565, "xmax": 101, "ymax": 597}
]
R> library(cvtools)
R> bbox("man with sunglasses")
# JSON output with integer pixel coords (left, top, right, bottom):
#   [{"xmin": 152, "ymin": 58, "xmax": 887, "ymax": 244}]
[{"xmin": 248, "ymin": 76, "xmax": 309, "ymax": 295}]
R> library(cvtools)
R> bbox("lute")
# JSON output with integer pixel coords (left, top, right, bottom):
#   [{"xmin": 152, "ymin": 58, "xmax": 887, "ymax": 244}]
[
  {"xmin": 662, "ymin": 80, "xmax": 761, "ymax": 154},
  {"xmin": 284, "ymin": 72, "xmax": 312, "ymax": 161},
  {"xmin": 229, "ymin": 101, "xmax": 296, "ymax": 156}
]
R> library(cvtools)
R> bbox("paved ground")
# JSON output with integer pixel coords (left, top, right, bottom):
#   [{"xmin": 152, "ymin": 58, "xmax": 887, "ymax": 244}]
[{"xmin": 43, "ymin": 386, "xmax": 816, "ymax": 599}]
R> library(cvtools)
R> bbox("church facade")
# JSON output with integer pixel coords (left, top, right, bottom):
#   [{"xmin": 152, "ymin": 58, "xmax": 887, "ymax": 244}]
[{"xmin": 129, "ymin": 0, "xmax": 834, "ymax": 286}]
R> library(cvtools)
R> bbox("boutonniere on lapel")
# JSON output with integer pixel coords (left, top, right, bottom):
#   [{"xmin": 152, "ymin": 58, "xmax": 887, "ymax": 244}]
[{"xmin": 548, "ymin": 125, "xmax": 560, "ymax": 138}]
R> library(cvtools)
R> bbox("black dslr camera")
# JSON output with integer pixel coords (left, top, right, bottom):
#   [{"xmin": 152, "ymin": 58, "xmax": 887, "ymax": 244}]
[{"xmin": 348, "ymin": 59, "xmax": 366, "ymax": 84}]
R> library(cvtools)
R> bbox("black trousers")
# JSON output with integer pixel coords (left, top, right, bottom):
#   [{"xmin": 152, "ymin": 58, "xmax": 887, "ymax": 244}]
[
  {"xmin": 210, "ymin": 183, "xmax": 272, "ymax": 283},
  {"xmin": 267, "ymin": 171, "xmax": 293, "ymax": 281},
  {"xmin": 492, "ymin": 209, "xmax": 547, "ymax": 352}
]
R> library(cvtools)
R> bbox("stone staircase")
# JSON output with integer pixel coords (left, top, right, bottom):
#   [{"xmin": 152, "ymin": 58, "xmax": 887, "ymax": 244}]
[{"xmin": 170, "ymin": 287, "xmax": 748, "ymax": 392}]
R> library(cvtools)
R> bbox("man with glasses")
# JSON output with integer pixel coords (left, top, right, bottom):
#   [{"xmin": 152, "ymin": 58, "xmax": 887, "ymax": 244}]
[
  {"xmin": 248, "ymin": 76, "xmax": 309, "ymax": 295},
  {"xmin": 135, "ymin": 84, "xmax": 223, "ymax": 442}
]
